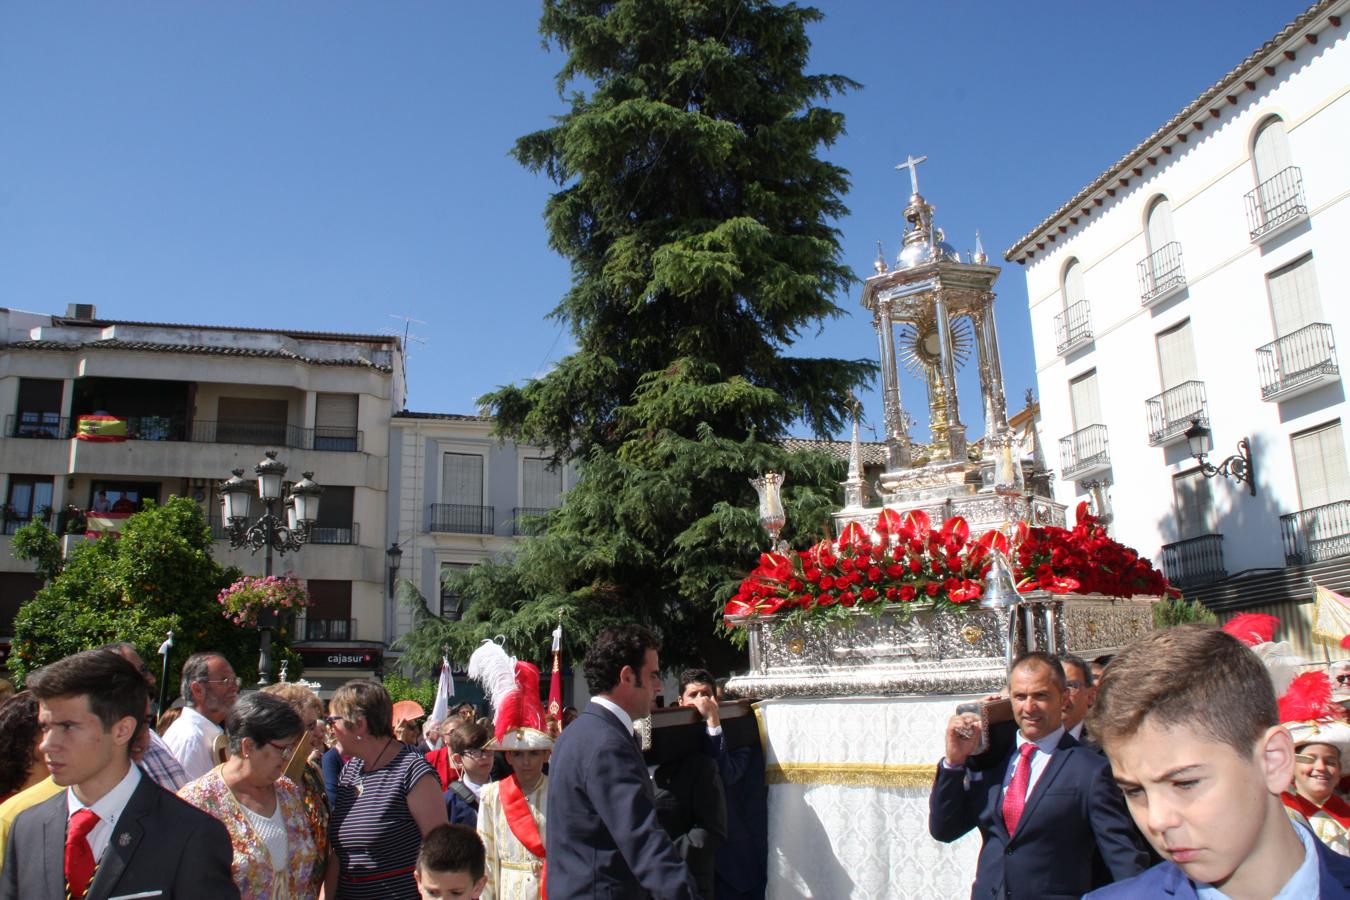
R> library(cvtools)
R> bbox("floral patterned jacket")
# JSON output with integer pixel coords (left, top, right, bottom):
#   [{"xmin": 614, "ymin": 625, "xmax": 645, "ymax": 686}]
[{"xmin": 180, "ymin": 766, "xmax": 325, "ymax": 900}]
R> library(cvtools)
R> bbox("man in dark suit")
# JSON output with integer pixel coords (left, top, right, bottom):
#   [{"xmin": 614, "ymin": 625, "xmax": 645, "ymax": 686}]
[
  {"xmin": 929, "ymin": 651, "xmax": 1149, "ymax": 899},
  {"xmin": 1, "ymin": 650, "xmax": 238, "ymax": 900},
  {"xmin": 547, "ymin": 624, "xmax": 703, "ymax": 899}
]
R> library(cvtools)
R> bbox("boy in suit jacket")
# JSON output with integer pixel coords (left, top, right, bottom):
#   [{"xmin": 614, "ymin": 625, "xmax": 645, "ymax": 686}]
[
  {"xmin": 929, "ymin": 651, "xmax": 1149, "ymax": 899},
  {"xmin": 1, "ymin": 649, "xmax": 236, "ymax": 900},
  {"xmin": 546, "ymin": 624, "xmax": 702, "ymax": 899},
  {"xmin": 1085, "ymin": 625, "xmax": 1350, "ymax": 899}
]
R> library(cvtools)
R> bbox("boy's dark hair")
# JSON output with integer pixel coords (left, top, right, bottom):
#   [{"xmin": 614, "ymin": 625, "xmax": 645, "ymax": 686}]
[
  {"xmin": 27, "ymin": 650, "xmax": 148, "ymax": 744},
  {"xmin": 1058, "ymin": 653, "xmax": 1095, "ymax": 688},
  {"xmin": 449, "ymin": 720, "xmax": 490, "ymax": 756},
  {"xmin": 678, "ymin": 668, "xmax": 715, "ymax": 694},
  {"xmin": 418, "ymin": 823, "xmax": 486, "ymax": 881},
  {"xmin": 1088, "ymin": 624, "xmax": 1277, "ymax": 758},
  {"xmin": 1009, "ymin": 650, "xmax": 1066, "ymax": 692},
  {"xmin": 582, "ymin": 624, "xmax": 659, "ymax": 695},
  {"xmin": 0, "ymin": 692, "xmax": 42, "ymax": 795}
]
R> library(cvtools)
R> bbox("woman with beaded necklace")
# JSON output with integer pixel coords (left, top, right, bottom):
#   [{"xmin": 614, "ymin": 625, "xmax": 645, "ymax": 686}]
[
  {"xmin": 179, "ymin": 691, "xmax": 324, "ymax": 899},
  {"xmin": 323, "ymin": 679, "xmax": 447, "ymax": 899}
]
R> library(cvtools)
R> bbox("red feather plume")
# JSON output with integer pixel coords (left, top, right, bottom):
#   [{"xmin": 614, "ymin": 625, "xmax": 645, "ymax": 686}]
[
  {"xmin": 1222, "ymin": 613, "xmax": 1280, "ymax": 647},
  {"xmin": 1341, "ymin": 634, "xmax": 1350, "ymax": 651},
  {"xmin": 1279, "ymin": 671, "xmax": 1334, "ymax": 723}
]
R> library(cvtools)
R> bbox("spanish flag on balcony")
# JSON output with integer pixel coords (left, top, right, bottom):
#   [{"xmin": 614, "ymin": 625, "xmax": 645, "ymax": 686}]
[
  {"xmin": 1312, "ymin": 584, "xmax": 1350, "ymax": 649},
  {"xmin": 85, "ymin": 511, "xmax": 132, "ymax": 538},
  {"xmin": 75, "ymin": 415, "xmax": 128, "ymax": 442}
]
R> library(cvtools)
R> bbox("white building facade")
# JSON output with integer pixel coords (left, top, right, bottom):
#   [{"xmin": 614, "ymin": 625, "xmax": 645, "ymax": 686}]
[
  {"xmin": 1008, "ymin": 1, "xmax": 1350, "ymax": 650},
  {"xmin": 0, "ymin": 306, "xmax": 402, "ymax": 689}
]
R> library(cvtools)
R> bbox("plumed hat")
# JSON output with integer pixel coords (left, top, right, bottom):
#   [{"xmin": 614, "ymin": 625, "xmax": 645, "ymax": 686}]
[
  {"xmin": 1280, "ymin": 670, "xmax": 1350, "ymax": 766},
  {"xmin": 467, "ymin": 640, "xmax": 553, "ymax": 751}
]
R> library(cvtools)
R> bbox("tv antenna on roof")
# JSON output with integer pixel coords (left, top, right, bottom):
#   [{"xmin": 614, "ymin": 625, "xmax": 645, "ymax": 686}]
[{"xmin": 383, "ymin": 313, "xmax": 428, "ymax": 362}]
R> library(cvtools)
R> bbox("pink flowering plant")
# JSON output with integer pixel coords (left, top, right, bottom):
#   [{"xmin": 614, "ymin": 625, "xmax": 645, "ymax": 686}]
[{"xmin": 217, "ymin": 575, "xmax": 310, "ymax": 627}]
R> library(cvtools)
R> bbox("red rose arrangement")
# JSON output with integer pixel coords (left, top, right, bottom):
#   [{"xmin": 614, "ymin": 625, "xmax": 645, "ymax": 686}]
[{"xmin": 725, "ymin": 502, "xmax": 1174, "ymax": 623}]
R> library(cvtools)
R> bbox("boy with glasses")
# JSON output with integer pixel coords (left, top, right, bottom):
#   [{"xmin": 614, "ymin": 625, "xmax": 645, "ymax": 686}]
[{"xmin": 444, "ymin": 722, "xmax": 493, "ymax": 827}]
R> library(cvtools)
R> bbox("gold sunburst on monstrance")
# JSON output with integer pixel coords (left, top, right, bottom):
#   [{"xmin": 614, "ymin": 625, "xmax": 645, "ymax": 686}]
[{"xmin": 897, "ymin": 317, "xmax": 972, "ymax": 375}]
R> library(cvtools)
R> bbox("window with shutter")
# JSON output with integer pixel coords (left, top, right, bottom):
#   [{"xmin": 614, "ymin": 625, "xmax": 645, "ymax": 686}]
[
  {"xmin": 1156, "ymin": 320, "xmax": 1198, "ymax": 390},
  {"xmin": 1068, "ymin": 370, "xmax": 1102, "ymax": 430},
  {"xmin": 1173, "ymin": 469, "xmax": 1216, "ymax": 540},
  {"xmin": 441, "ymin": 453, "xmax": 484, "ymax": 506},
  {"xmin": 522, "ymin": 458, "xmax": 563, "ymax": 510},
  {"xmin": 439, "ymin": 563, "xmax": 472, "ymax": 620},
  {"xmin": 1146, "ymin": 197, "xmax": 1176, "ymax": 257},
  {"xmin": 1252, "ymin": 117, "xmax": 1293, "ymax": 186},
  {"xmin": 1292, "ymin": 422, "xmax": 1350, "ymax": 511},
  {"xmin": 314, "ymin": 394, "xmax": 359, "ymax": 451},
  {"xmin": 1267, "ymin": 255, "xmax": 1323, "ymax": 338}
]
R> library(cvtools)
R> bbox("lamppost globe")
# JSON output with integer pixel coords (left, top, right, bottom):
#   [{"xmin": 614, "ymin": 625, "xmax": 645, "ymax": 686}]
[
  {"xmin": 1184, "ymin": 419, "xmax": 1213, "ymax": 459},
  {"xmin": 220, "ymin": 470, "xmax": 252, "ymax": 523},
  {"xmin": 290, "ymin": 472, "xmax": 322, "ymax": 526},
  {"xmin": 255, "ymin": 451, "xmax": 288, "ymax": 501}
]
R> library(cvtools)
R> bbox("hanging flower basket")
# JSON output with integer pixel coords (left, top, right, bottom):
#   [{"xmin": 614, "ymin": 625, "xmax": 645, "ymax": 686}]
[
  {"xmin": 725, "ymin": 502, "xmax": 1176, "ymax": 625},
  {"xmin": 218, "ymin": 575, "xmax": 310, "ymax": 628}
]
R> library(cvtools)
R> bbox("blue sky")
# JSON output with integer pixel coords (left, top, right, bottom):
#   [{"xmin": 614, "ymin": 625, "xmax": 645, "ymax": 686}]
[{"xmin": 0, "ymin": 2, "xmax": 1310, "ymax": 441}]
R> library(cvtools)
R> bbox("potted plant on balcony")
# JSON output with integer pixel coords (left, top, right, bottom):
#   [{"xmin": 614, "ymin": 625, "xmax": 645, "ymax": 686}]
[{"xmin": 217, "ymin": 575, "xmax": 310, "ymax": 628}]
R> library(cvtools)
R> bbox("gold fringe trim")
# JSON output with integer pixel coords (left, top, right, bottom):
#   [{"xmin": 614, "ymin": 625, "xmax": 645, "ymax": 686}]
[{"xmin": 765, "ymin": 762, "xmax": 936, "ymax": 788}]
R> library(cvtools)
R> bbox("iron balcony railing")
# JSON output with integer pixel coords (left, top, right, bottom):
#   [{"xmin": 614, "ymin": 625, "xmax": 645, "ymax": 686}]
[
  {"xmin": 5, "ymin": 414, "xmax": 68, "ymax": 439},
  {"xmin": 308, "ymin": 522, "xmax": 360, "ymax": 545},
  {"xmin": 1160, "ymin": 534, "xmax": 1226, "ymax": 586},
  {"xmin": 1054, "ymin": 299, "xmax": 1093, "ymax": 355},
  {"xmin": 1146, "ymin": 380, "xmax": 1207, "ymax": 446},
  {"xmin": 1245, "ymin": 166, "xmax": 1308, "ymax": 241},
  {"xmin": 511, "ymin": 506, "xmax": 555, "ymax": 536},
  {"xmin": 1059, "ymin": 424, "xmax": 1110, "ymax": 480},
  {"xmin": 296, "ymin": 617, "xmax": 358, "ymax": 642},
  {"xmin": 4, "ymin": 414, "xmax": 362, "ymax": 452},
  {"xmin": 1256, "ymin": 323, "xmax": 1338, "ymax": 401},
  {"xmin": 1281, "ymin": 499, "xmax": 1350, "ymax": 565},
  {"xmin": 428, "ymin": 503, "xmax": 495, "ymax": 535},
  {"xmin": 1137, "ymin": 241, "xmax": 1187, "ymax": 306},
  {"xmin": 2, "ymin": 512, "xmax": 52, "ymax": 536}
]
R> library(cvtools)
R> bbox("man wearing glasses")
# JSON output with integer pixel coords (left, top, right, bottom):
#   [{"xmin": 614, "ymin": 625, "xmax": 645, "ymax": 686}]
[
  {"xmin": 1060, "ymin": 654, "xmax": 1097, "ymax": 746},
  {"xmin": 162, "ymin": 652, "xmax": 240, "ymax": 781}
]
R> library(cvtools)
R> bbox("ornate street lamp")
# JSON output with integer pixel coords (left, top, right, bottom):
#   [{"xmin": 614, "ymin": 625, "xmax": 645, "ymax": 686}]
[
  {"xmin": 386, "ymin": 542, "xmax": 403, "ymax": 597},
  {"xmin": 1184, "ymin": 419, "xmax": 1256, "ymax": 496},
  {"xmin": 220, "ymin": 450, "xmax": 322, "ymax": 685}
]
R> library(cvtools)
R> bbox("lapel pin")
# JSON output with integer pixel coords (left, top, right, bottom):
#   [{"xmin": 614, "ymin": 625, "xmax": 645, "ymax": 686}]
[{"xmin": 117, "ymin": 832, "xmax": 132, "ymax": 848}]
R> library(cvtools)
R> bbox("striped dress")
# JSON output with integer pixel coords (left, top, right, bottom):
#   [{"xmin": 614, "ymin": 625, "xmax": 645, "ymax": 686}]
[{"xmin": 331, "ymin": 746, "xmax": 437, "ymax": 899}]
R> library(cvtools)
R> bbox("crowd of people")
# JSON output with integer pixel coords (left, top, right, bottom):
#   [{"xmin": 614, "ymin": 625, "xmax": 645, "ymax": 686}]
[
  {"xmin": 931, "ymin": 619, "xmax": 1350, "ymax": 899},
  {"xmin": 0, "ymin": 624, "xmax": 762, "ymax": 900}
]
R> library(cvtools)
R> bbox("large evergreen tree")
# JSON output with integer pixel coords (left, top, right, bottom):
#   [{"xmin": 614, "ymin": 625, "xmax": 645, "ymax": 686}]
[{"xmin": 399, "ymin": 0, "xmax": 872, "ymax": 673}]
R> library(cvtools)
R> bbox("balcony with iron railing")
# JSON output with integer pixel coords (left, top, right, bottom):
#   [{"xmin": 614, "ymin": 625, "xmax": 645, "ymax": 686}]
[
  {"xmin": 1245, "ymin": 166, "xmax": 1309, "ymax": 243},
  {"xmin": 6, "ymin": 414, "xmax": 68, "ymax": 439},
  {"xmin": 294, "ymin": 617, "xmax": 358, "ymax": 642},
  {"xmin": 1054, "ymin": 299, "xmax": 1093, "ymax": 356},
  {"xmin": 1137, "ymin": 241, "xmax": 1187, "ymax": 307},
  {"xmin": 1281, "ymin": 499, "xmax": 1350, "ymax": 565},
  {"xmin": 1256, "ymin": 323, "xmax": 1339, "ymax": 402},
  {"xmin": 1146, "ymin": 380, "xmax": 1207, "ymax": 447},
  {"xmin": 2, "ymin": 511, "xmax": 52, "ymax": 536},
  {"xmin": 3, "ymin": 414, "xmax": 363, "ymax": 452},
  {"xmin": 428, "ymin": 503, "xmax": 495, "ymax": 535},
  {"xmin": 1160, "ymin": 534, "xmax": 1227, "ymax": 586},
  {"xmin": 1059, "ymin": 424, "xmax": 1111, "ymax": 481},
  {"xmin": 511, "ymin": 506, "xmax": 555, "ymax": 536}
]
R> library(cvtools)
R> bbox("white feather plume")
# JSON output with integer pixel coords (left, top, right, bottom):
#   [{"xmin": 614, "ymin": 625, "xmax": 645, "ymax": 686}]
[
  {"xmin": 1251, "ymin": 640, "xmax": 1305, "ymax": 697},
  {"xmin": 467, "ymin": 640, "xmax": 518, "ymax": 714}
]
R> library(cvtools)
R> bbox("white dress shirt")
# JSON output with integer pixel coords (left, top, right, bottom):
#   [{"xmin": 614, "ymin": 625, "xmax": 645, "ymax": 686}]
[
  {"xmin": 591, "ymin": 695, "xmax": 635, "ymax": 734},
  {"xmin": 66, "ymin": 763, "xmax": 142, "ymax": 863},
  {"xmin": 161, "ymin": 705, "xmax": 222, "ymax": 782},
  {"xmin": 1068, "ymin": 720, "xmax": 1085, "ymax": 742},
  {"xmin": 1000, "ymin": 725, "xmax": 1065, "ymax": 802}
]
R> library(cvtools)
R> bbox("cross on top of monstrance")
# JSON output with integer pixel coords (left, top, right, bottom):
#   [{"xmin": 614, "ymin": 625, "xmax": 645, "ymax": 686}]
[{"xmin": 895, "ymin": 153, "xmax": 928, "ymax": 197}]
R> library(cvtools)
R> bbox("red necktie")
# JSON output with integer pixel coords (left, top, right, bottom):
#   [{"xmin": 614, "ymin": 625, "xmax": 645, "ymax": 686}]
[
  {"xmin": 1002, "ymin": 742, "xmax": 1038, "ymax": 835},
  {"xmin": 65, "ymin": 808, "xmax": 100, "ymax": 900}
]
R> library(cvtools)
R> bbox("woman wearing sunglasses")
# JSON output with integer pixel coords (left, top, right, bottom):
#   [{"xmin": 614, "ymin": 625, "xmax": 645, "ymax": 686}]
[{"xmin": 180, "ymin": 691, "xmax": 325, "ymax": 899}]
